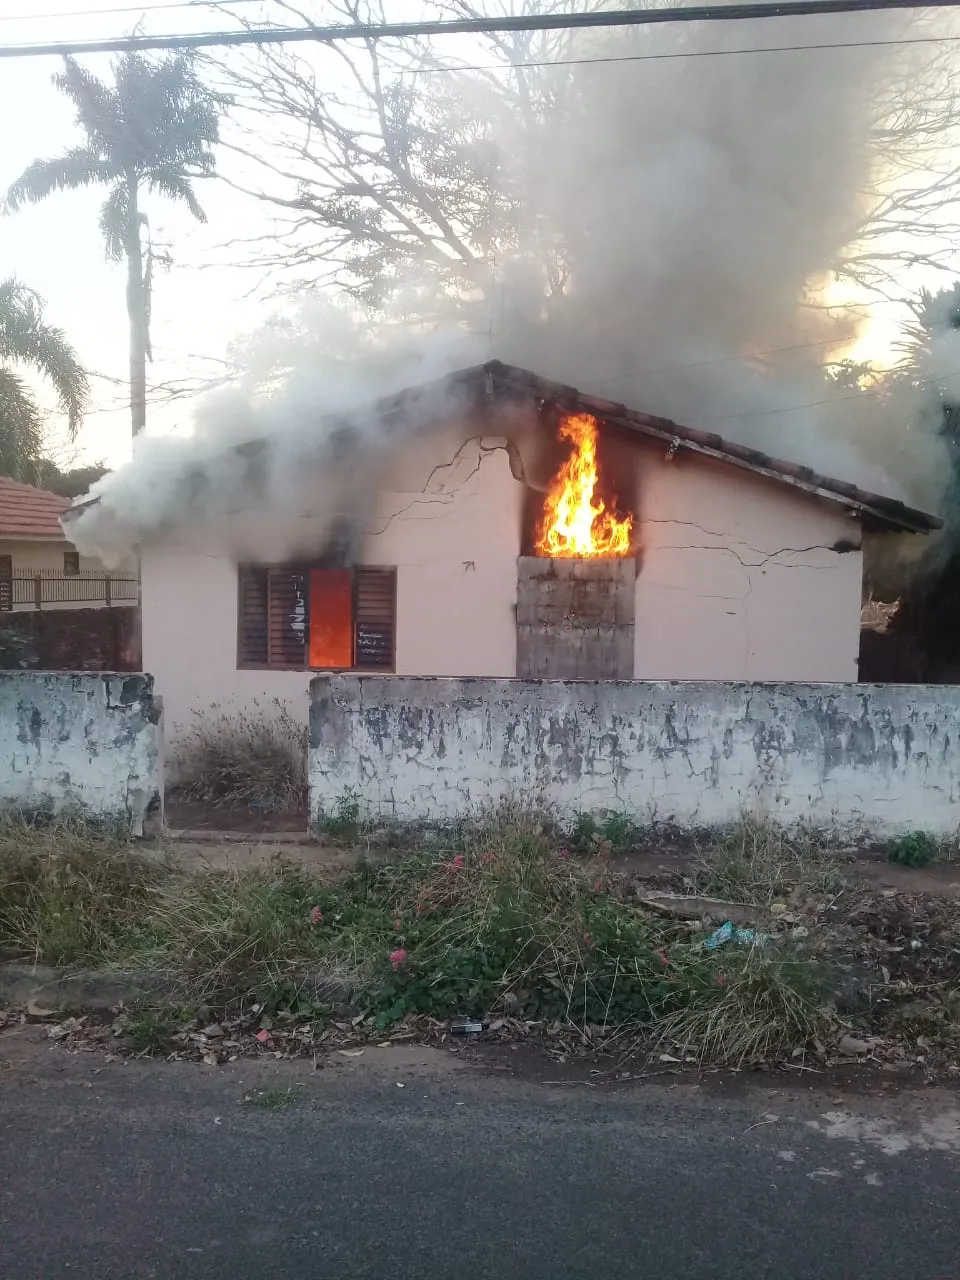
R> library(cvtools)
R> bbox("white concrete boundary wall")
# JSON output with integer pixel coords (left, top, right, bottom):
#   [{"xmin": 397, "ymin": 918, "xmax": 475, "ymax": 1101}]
[
  {"xmin": 0, "ymin": 673, "xmax": 163, "ymax": 835},
  {"xmin": 309, "ymin": 676, "xmax": 960, "ymax": 838}
]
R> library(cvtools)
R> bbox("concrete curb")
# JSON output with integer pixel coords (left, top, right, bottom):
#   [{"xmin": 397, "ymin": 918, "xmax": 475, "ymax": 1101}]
[{"xmin": 0, "ymin": 965, "xmax": 177, "ymax": 1013}]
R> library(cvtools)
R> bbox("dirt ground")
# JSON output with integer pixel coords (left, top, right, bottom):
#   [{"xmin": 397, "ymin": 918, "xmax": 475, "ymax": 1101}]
[{"xmin": 163, "ymin": 793, "xmax": 309, "ymax": 836}]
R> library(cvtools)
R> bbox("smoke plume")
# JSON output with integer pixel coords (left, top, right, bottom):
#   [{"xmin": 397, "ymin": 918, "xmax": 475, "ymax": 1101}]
[{"xmin": 69, "ymin": 7, "xmax": 959, "ymax": 563}]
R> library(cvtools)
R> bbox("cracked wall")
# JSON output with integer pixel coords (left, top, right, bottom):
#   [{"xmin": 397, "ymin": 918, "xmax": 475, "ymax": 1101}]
[
  {"xmin": 141, "ymin": 420, "xmax": 863, "ymax": 745},
  {"xmin": 309, "ymin": 674, "xmax": 960, "ymax": 838},
  {"xmin": 631, "ymin": 446, "xmax": 862, "ymax": 681},
  {"xmin": 141, "ymin": 427, "xmax": 523, "ymax": 744},
  {"xmin": 0, "ymin": 673, "xmax": 163, "ymax": 835}
]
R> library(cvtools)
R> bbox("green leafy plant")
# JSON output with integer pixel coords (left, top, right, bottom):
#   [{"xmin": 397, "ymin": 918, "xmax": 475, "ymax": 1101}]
[
  {"xmin": 0, "ymin": 813, "xmax": 835, "ymax": 1067},
  {"xmin": 887, "ymin": 831, "xmax": 937, "ymax": 868},
  {"xmin": 601, "ymin": 811, "xmax": 634, "ymax": 855},
  {"xmin": 120, "ymin": 1002, "xmax": 194, "ymax": 1055},
  {"xmin": 569, "ymin": 811, "xmax": 597, "ymax": 853},
  {"xmin": 315, "ymin": 788, "xmax": 362, "ymax": 842}
]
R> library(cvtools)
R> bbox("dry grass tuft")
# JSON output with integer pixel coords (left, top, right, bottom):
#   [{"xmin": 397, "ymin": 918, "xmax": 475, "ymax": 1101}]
[
  {"xmin": 0, "ymin": 814, "xmax": 169, "ymax": 967},
  {"xmin": 173, "ymin": 701, "xmax": 307, "ymax": 810},
  {"xmin": 694, "ymin": 818, "xmax": 847, "ymax": 910},
  {"xmin": 655, "ymin": 944, "xmax": 829, "ymax": 1065}
]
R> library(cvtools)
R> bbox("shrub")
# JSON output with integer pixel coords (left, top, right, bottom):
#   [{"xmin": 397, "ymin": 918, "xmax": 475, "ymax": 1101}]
[
  {"xmin": 173, "ymin": 701, "xmax": 307, "ymax": 810},
  {"xmin": 887, "ymin": 831, "xmax": 937, "ymax": 868}
]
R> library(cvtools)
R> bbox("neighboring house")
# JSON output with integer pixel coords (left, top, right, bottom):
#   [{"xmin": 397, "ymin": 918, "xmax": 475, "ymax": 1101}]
[
  {"xmin": 0, "ymin": 476, "xmax": 135, "ymax": 612},
  {"xmin": 63, "ymin": 361, "xmax": 940, "ymax": 746}
]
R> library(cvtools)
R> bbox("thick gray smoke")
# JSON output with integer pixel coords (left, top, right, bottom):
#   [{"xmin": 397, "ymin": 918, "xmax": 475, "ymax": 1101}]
[{"xmin": 69, "ymin": 7, "xmax": 959, "ymax": 562}]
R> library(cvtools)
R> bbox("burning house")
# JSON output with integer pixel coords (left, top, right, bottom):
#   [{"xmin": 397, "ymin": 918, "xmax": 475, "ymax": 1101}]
[{"xmin": 64, "ymin": 361, "xmax": 940, "ymax": 749}]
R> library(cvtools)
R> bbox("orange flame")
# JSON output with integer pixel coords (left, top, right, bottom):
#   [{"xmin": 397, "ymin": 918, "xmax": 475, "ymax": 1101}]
[{"xmin": 535, "ymin": 413, "xmax": 633, "ymax": 558}]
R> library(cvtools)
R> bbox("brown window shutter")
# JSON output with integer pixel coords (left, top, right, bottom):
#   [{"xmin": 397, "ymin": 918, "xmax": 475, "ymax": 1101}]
[
  {"xmin": 354, "ymin": 567, "xmax": 396, "ymax": 670},
  {"xmin": 267, "ymin": 568, "xmax": 307, "ymax": 668},
  {"xmin": 237, "ymin": 565, "xmax": 268, "ymax": 666}
]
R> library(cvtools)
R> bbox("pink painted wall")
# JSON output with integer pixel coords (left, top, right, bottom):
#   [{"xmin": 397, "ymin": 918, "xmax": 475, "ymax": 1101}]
[
  {"xmin": 141, "ymin": 426, "xmax": 863, "ymax": 755},
  {"xmin": 632, "ymin": 449, "xmax": 862, "ymax": 681}
]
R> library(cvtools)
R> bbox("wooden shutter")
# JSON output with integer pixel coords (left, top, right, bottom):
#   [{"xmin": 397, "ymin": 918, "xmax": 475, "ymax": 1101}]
[
  {"xmin": 308, "ymin": 569, "xmax": 353, "ymax": 669},
  {"xmin": 237, "ymin": 566, "xmax": 268, "ymax": 666},
  {"xmin": 266, "ymin": 568, "xmax": 307, "ymax": 668},
  {"xmin": 354, "ymin": 567, "xmax": 396, "ymax": 670}
]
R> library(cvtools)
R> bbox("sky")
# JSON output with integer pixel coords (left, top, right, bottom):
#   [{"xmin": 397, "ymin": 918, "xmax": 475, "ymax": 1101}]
[
  {"xmin": 0, "ymin": 0, "xmax": 274, "ymax": 470},
  {"xmin": 0, "ymin": 0, "xmax": 957, "ymax": 479}
]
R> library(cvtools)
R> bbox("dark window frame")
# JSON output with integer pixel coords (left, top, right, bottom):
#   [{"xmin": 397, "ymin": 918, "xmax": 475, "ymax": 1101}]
[
  {"xmin": 63, "ymin": 550, "xmax": 80, "ymax": 577},
  {"xmin": 237, "ymin": 562, "xmax": 397, "ymax": 673}
]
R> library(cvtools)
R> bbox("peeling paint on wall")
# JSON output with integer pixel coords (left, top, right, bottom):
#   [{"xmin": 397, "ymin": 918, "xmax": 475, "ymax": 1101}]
[
  {"xmin": 309, "ymin": 675, "xmax": 960, "ymax": 838},
  {"xmin": 0, "ymin": 673, "xmax": 163, "ymax": 835}
]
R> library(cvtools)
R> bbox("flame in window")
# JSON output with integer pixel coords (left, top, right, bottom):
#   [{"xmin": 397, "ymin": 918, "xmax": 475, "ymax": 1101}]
[{"xmin": 535, "ymin": 413, "xmax": 633, "ymax": 558}]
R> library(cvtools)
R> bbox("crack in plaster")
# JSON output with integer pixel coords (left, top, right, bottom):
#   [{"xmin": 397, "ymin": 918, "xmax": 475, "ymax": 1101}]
[
  {"xmin": 366, "ymin": 437, "xmax": 514, "ymax": 537},
  {"xmin": 653, "ymin": 543, "xmax": 846, "ymax": 571}
]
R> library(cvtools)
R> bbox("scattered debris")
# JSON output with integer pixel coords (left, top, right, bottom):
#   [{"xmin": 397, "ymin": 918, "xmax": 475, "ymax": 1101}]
[
  {"xmin": 638, "ymin": 895, "xmax": 758, "ymax": 926},
  {"xmin": 702, "ymin": 922, "xmax": 770, "ymax": 950}
]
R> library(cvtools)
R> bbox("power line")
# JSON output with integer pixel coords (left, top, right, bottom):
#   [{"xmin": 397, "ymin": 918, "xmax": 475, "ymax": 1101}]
[
  {"xmin": 414, "ymin": 30, "xmax": 960, "ymax": 73},
  {"xmin": 603, "ymin": 334, "xmax": 862, "ymax": 383},
  {"xmin": 1, "ymin": 0, "xmax": 959, "ymax": 59},
  {"xmin": 0, "ymin": 0, "xmax": 261, "ymax": 23}
]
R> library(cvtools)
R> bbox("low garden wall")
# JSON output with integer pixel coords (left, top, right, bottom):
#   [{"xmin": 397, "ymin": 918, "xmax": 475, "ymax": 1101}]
[
  {"xmin": 308, "ymin": 675, "xmax": 960, "ymax": 839},
  {"xmin": 0, "ymin": 673, "xmax": 162, "ymax": 835}
]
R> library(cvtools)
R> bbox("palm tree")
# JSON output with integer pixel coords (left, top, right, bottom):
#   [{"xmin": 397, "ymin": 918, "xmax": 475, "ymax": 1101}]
[
  {"xmin": 0, "ymin": 278, "xmax": 88, "ymax": 483},
  {"xmin": 6, "ymin": 53, "xmax": 223, "ymax": 436}
]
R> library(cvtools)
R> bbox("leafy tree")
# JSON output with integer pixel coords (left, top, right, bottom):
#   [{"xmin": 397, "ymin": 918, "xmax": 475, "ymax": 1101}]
[
  {"xmin": 0, "ymin": 278, "xmax": 88, "ymax": 483},
  {"xmin": 35, "ymin": 459, "xmax": 109, "ymax": 498},
  {"xmin": 6, "ymin": 52, "xmax": 224, "ymax": 437},
  {"xmin": 898, "ymin": 284, "xmax": 960, "ymax": 451}
]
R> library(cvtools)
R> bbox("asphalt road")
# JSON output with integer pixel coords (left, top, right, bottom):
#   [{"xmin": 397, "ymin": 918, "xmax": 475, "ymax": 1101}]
[{"xmin": 2, "ymin": 1029, "xmax": 960, "ymax": 1280}]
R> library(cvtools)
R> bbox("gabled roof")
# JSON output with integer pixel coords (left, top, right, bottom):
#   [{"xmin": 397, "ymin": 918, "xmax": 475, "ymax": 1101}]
[
  {"xmin": 0, "ymin": 476, "xmax": 71, "ymax": 539},
  {"xmin": 65, "ymin": 359, "xmax": 942, "ymax": 537},
  {"xmin": 473, "ymin": 362, "xmax": 941, "ymax": 535}
]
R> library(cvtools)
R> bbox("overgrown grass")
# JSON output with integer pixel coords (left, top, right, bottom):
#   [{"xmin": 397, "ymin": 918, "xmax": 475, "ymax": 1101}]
[
  {"xmin": 172, "ymin": 700, "xmax": 307, "ymax": 810},
  {"xmin": 694, "ymin": 819, "xmax": 847, "ymax": 909},
  {"xmin": 0, "ymin": 814, "xmax": 835, "ymax": 1066},
  {"xmin": 0, "ymin": 815, "xmax": 168, "ymax": 967}
]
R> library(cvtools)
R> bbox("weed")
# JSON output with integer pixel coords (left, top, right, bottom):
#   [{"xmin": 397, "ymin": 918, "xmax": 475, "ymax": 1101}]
[
  {"xmin": 695, "ymin": 819, "xmax": 846, "ymax": 908},
  {"xmin": 570, "ymin": 811, "xmax": 597, "ymax": 853},
  {"xmin": 601, "ymin": 811, "xmax": 634, "ymax": 855},
  {"xmin": 173, "ymin": 701, "xmax": 307, "ymax": 810},
  {"xmin": 120, "ymin": 1002, "xmax": 194, "ymax": 1055},
  {"xmin": 315, "ymin": 789, "xmax": 362, "ymax": 842},
  {"xmin": 146, "ymin": 867, "xmax": 336, "ymax": 1005},
  {"xmin": 569, "ymin": 810, "xmax": 635, "ymax": 856},
  {"xmin": 244, "ymin": 1086, "xmax": 302, "ymax": 1109},
  {"xmin": 887, "ymin": 831, "xmax": 937, "ymax": 868}
]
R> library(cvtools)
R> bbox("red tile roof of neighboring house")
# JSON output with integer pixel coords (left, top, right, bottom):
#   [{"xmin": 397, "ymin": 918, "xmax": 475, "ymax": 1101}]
[{"xmin": 0, "ymin": 476, "xmax": 71, "ymax": 539}]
